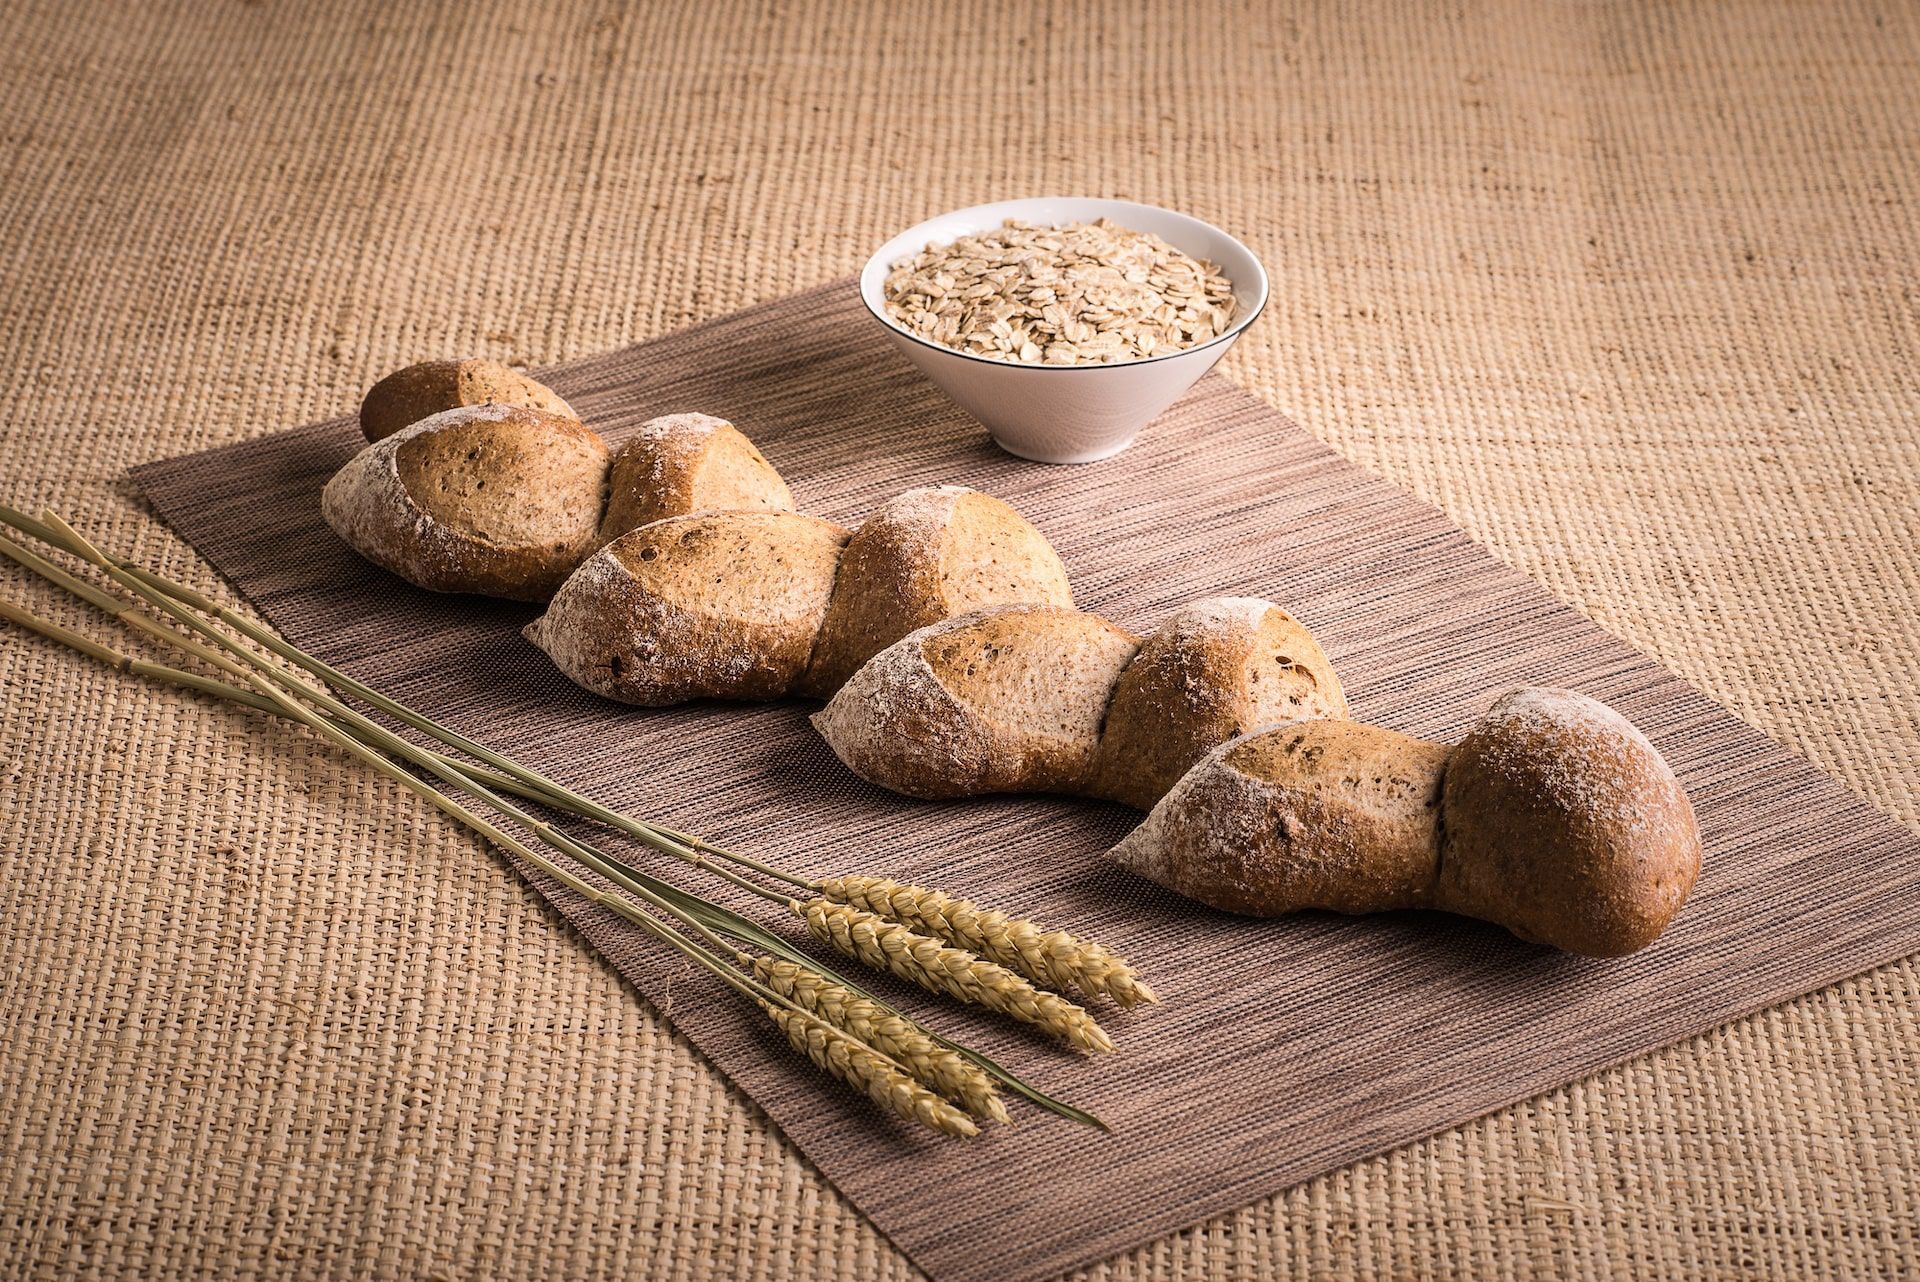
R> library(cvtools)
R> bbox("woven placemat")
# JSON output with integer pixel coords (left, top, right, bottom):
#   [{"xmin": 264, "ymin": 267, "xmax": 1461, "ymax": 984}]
[{"xmin": 129, "ymin": 281, "xmax": 1920, "ymax": 1282}]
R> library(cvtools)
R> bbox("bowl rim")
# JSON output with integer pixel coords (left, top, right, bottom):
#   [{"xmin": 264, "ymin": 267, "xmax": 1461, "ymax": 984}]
[{"xmin": 857, "ymin": 196, "xmax": 1270, "ymax": 373}]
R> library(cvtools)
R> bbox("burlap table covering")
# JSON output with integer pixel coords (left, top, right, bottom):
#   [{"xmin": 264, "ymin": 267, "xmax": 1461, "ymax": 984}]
[
  {"xmin": 2, "ymin": 1, "xmax": 1914, "ymax": 1278},
  {"xmin": 127, "ymin": 280, "xmax": 1920, "ymax": 1282}
]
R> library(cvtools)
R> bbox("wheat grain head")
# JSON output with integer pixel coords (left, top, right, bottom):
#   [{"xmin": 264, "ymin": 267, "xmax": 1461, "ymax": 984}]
[
  {"xmin": 752, "ymin": 956, "xmax": 1008, "ymax": 1123},
  {"xmin": 818, "ymin": 875, "xmax": 1160, "ymax": 1009},
  {"xmin": 795, "ymin": 899, "xmax": 1115, "ymax": 1054},
  {"xmin": 761, "ymin": 1001, "xmax": 979, "ymax": 1138}
]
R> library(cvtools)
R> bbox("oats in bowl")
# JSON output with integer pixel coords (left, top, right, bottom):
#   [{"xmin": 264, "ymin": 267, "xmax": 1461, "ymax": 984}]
[{"xmin": 881, "ymin": 219, "xmax": 1237, "ymax": 366}]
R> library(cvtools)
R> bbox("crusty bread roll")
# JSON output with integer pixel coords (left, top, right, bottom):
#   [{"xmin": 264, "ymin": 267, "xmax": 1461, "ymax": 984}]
[
  {"xmin": 812, "ymin": 597, "xmax": 1349, "ymax": 808},
  {"xmin": 321, "ymin": 404, "xmax": 609, "ymax": 602},
  {"xmin": 1090, "ymin": 597, "xmax": 1348, "ymax": 808},
  {"xmin": 527, "ymin": 486, "xmax": 1077, "ymax": 706},
  {"xmin": 525, "ymin": 512, "xmax": 849, "ymax": 704},
  {"xmin": 1108, "ymin": 687, "xmax": 1701, "ymax": 956},
  {"xmin": 812, "ymin": 606, "xmax": 1139, "ymax": 797},
  {"xmin": 359, "ymin": 359, "xmax": 576, "ymax": 443},
  {"xmin": 1436, "ymin": 687, "xmax": 1701, "ymax": 956},
  {"xmin": 598, "ymin": 413, "xmax": 793, "ymax": 545},
  {"xmin": 798, "ymin": 486, "xmax": 1075, "ymax": 696}
]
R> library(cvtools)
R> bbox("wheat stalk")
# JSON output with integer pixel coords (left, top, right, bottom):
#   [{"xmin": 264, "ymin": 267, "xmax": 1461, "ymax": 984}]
[
  {"xmin": 797, "ymin": 899, "xmax": 1115, "ymax": 1054},
  {"xmin": 761, "ymin": 1001, "xmax": 979, "ymax": 1137},
  {"xmin": 817, "ymin": 875, "xmax": 1159, "ymax": 1009},
  {"xmin": 750, "ymin": 955, "xmax": 1007, "ymax": 1123},
  {"xmin": 0, "ymin": 577, "xmax": 987, "ymax": 1139},
  {"xmin": 0, "ymin": 507, "xmax": 1132, "ymax": 1132}
]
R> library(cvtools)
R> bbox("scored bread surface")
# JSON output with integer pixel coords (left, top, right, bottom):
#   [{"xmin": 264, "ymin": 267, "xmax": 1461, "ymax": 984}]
[
  {"xmin": 598, "ymin": 413, "xmax": 794, "ymax": 545},
  {"xmin": 321, "ymin": 403, "xmax": 608, "ymax": 602},
  {"xmin": 1090, "ymin": 597, "xmax": 1350, "ymax": 808},
  {"xmin": 813, "ymin": 593, "xmax": 1351, "ymax": 810},
  {"xmin": 1106, "ymin": 687, "xmax": 1702, "ymax": 955},
  {"xmin": 811, "ymin": 605, "xmax": 1139, "ymax": 798},
  {"xmin": 1108, "ymin": 721, "xmax": 1449, "ymax": 916},
  {"xmin": 525, "ymin": 511, "xmax": 850, "ymax": 704},
  {"xmin": 798, "ymin": 486, "xmax": 1075, "ymax": 696}
]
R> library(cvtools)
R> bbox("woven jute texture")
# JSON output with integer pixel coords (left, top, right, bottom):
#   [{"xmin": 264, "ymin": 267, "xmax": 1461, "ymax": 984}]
[
  {"xmin": 1, "ymin": 1, "xmax": 1915, "ymax": 1279},
  {"xmin": 128, "ymin": 282, "xmax": 1920, "ymax": 1282}
]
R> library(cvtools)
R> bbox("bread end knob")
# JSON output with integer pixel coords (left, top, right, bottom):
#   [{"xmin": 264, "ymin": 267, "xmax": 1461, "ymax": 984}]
[{"xmin": 1437, "ymin": 687, "xmax": 1701, "ymax": 957}]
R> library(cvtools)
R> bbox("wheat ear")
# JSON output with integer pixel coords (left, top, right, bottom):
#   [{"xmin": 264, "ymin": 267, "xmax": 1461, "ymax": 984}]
[
  {"xmin": 796, "ymin": 899, "xmax": 1115, "ymax": 1054},
  {"xmin": 760, "ymin": 1001, "xmax": 979, "ymax": 1138},
  {"xmin": 751, "ymin": 956, "xmax": 1008, "ymax": 1123},
  {"xmin": 818, "ymin": 875, "xmax": 1160, "ymax": 1009}
]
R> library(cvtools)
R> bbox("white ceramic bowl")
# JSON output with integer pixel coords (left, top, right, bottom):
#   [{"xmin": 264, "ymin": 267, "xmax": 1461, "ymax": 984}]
[{"xmin": 859, "ymin": 197, "xmax": 1268, "ymax": 464}]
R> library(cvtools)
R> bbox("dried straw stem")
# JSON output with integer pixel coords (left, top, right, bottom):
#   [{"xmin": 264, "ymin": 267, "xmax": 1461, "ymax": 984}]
[
  {"xmin": 751, "ymin": 956, "xmax": 1007, "ymax": 1123},
  {"xmin": 818, "ymin": 875, "xmax": 1159, "ymax": 1009},
  {"xmin": 761, "ymin": 1001, "xmax": 979, "ymax": 1138},
  {"xmin": 0, "ymin": 515, "xmax": 1119, "ymax": 1132},
  {"xmin": 797, "ymin": 899, "xmax": 1115, "ymax": 1054}
]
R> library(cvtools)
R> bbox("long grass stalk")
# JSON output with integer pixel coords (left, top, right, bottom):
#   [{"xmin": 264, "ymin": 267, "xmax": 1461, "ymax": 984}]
[
  {"xmin": 0, "ymin": 586, "xmax": 971, "ymax": 1134},
  {"xmin": 12, "ymin": 525, "xmax": 806, "ymax": 939},
  {"xmin": 5, "ymin": 523, "xmax": 789, "ymax": 928},
  {"xmin": 0, "ymin": 503, "xmax": 808, "ymax": 892},
  {"xmin": 0, "ymin": 588, "xmax": 1105, "ymax": 1126},
  {"xmin": 0, "ymin": 509, "xmax": 1128, "ymax": 1126},
  {"xmin": 0, "ymin": 595, "xmax": 1095, "ymax": 1134}
]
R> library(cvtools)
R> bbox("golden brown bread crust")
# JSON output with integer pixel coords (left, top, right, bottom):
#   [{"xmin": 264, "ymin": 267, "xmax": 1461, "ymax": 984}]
[
  {"xmin": 598, "ymin": 413, "xmax": 794, "ymax": 544},
  {"xmin": 358, "ymin": 359, "xmax": 576, "ymax": 443},
  {"xmin": 1437, "ymin": 687, "xmax": 1701, "ymax": 957},
  {"xmin": 1090, "ymin": 597, "xmax": 1350, "ymax": 808},
  {"xmin": 797, "ymin": 486, "xmax": 1075, "ymax": 697},
  {"xmin": 1108, "ymin": 722, "xmax": 1448, "ymax": 916},
  {"xmin": 1104, "ymin": 687, "xmax": 1702, "ymax": 956},
  {"xmin": 523, "ymin": 511, "xmax": 850, "ymax": 705},
  {"xmin": 811, "ymin": 606, "xmax": 1139, "ymax": 799},
  {"xmin": 321, "ymin": 404, "xmax": 608, "ymax": 602},
  {"xmin": 811, "ymin": 594, "xmax": 1350, "ymax": 809}
]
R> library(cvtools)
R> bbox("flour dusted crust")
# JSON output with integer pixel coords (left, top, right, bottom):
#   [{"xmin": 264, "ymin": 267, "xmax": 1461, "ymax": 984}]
[
  {"xmin": 524, "ymin": 511, "xmax": 849, "ymax": 705},
  {"xmin": 811, "ymin": 605, "xmax": 1138, "ymax": 798},
  {"xmin": 811, "ymin": 593, "xmax": 1351, "ymax": 810},
  {"xmin": 320, "ymin": 403, "xmax": 608, "ymax": 602},
  {"xmin": 526, "ymin": 480, "xmax": 1081, "ymax": 707},
  {"xmin": 797, "ymin": 486, "xmax": 1075, "ymax": 697},
  {"xmin": 1108, "ymin": 722, "xmax": 1448, "ymax": 916},
  {"xmin": 1107, "ymin": 687, "xmax": 1702, "ymax": 956},
  {"xmin": 1438, "ymin": 687, "xmax": 1701, "ymax": 956},
  {"xmin": 598, "ymin": 413, "xmax": 794, "ymax": 545},
  {"xmin": 1090, "ymin": 597, "xmax": 1350, "ymax": 808}
]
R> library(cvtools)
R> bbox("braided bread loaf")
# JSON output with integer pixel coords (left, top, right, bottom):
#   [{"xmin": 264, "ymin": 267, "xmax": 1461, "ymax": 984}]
[
  {"xmin": 524, "ymin": 485, "xmax": 1074, "ymax": 705},
  {"xmin": 812, "ymin": 597, "xmax": 1348, "ymax": 809}
]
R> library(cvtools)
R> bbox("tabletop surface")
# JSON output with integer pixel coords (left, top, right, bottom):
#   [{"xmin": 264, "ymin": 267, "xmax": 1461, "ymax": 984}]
[{"xmin": 1, "ymin": 2, "xmax": 1914, "ymax": 1279}]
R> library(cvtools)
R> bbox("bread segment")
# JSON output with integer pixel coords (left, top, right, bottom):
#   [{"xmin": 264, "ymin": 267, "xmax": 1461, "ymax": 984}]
[
  {"xmin": 321, "ymin": 404, "xmax": 608, "ymax": 603},
  {"xmin": 358, "ymin": 358, "xmax": 576, "ymax": 444},
  {"xmin": 1106, "ymin": 688, "xmax": 1701, "ymax": 956},
  {"xmin": 798, "ymin": 486, "xmax": 1074, "ymax": 696},
  {"xmin": 525, "ymin": 512, "xmax": 849, "ymax": 705},
  {"xmin": 814, "ymin": 595, "xmax": 1349, "ymax": 811},
  {"xmin": 811, "ymin": 606, "xmax": 1138, "ymax": 798},
  {"xmin": 597, "ymin": 413, "xmax": 793, "ymax": 545},
  {"xmin": 1090, "ymin": 597, "xmax": 1348, "ymax": 808}
]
